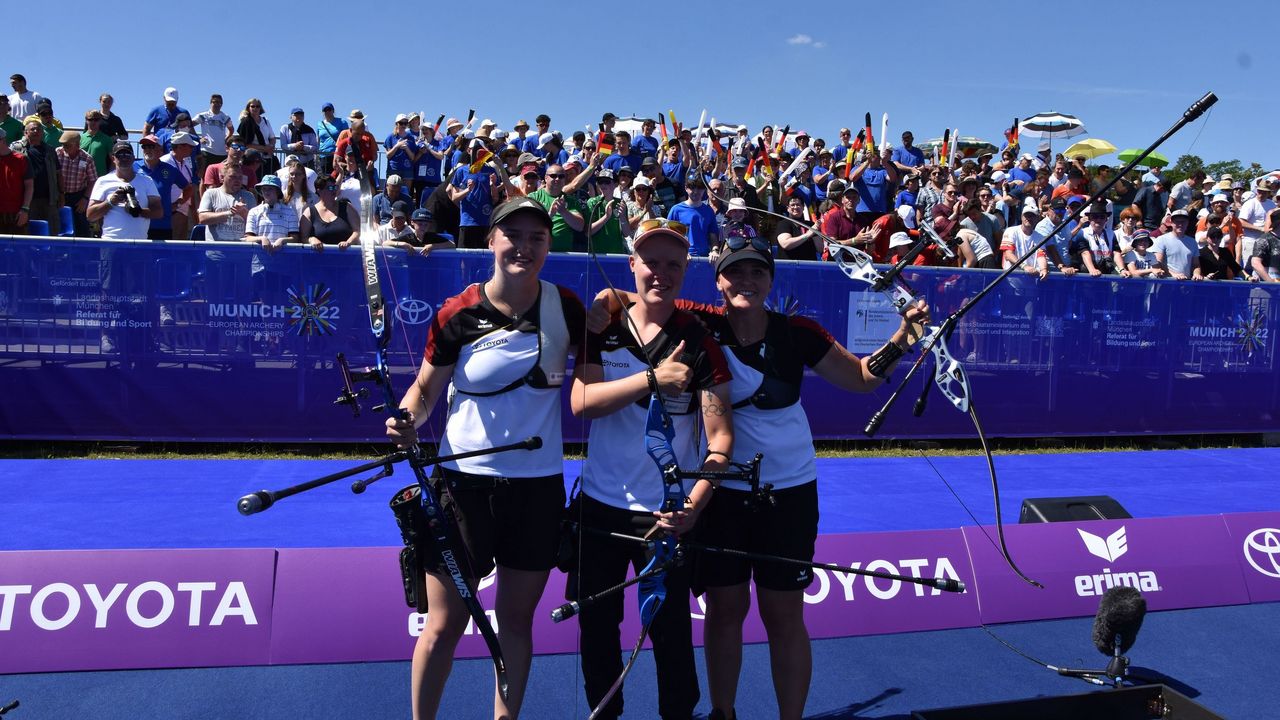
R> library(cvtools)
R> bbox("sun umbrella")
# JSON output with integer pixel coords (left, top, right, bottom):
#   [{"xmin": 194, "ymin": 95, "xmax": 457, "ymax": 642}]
[
  {"xmin": 1062, "ymin": 138, "xmax": 1116, "ymax": 160},
  {"xmin": 1116, "ymin": 149, "xmax": 1170, "ymax": 168},
  {"xmin": 916, "ymin": 136, "xmax": 998, "ymax": 160},
  {"xmin": 1019, "ymin": 112, "xmax": 1086, "ymax": 141}
]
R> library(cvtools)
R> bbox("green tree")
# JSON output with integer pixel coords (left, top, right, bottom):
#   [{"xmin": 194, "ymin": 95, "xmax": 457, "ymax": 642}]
[{"xmin": 1165, "ymin": 154, "xmax": 1204, "ymax": 187}]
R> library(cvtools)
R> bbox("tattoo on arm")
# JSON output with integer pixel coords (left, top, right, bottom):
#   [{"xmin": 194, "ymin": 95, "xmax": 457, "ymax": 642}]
[{"xmin": 702, "ymin": 390, "xmax": 727, "ymax": 417}]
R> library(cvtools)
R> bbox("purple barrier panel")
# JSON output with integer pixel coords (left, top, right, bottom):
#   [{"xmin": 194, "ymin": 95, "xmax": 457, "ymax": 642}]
[
  {"xmin": 271, "ymin": 530, "xmax": 978, "ymax": 666},
  {"xmin": 964, "ymin": 516, "xmax": 1250, "ymax": 625},
  {"xmin": 726, "ymin": 528, "xmax": 979, "ymax": 641},
  {"xmin": 1220, "ymin": 511, "xmax": 1280, "ymax": 603},
  {"xmin": 271, "ymin": 547, "xmax": 586, "ymax": 664},
  {"xmin": 0, "ymin": 548, "xmax": 275, "ymax": 673}
]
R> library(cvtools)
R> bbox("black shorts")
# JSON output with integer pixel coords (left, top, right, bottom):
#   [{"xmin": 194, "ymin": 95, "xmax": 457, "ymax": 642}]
[
  {"xmin": 457, "ymin": 225, "xmax": 489, "ymax": 249},
  {"xmin": 694, "ymin": 480, "xmax": 818, "ymax": 592},
  {"xmin": 428, "ymin": 467, "xmax": 566, "ymax": 577}
]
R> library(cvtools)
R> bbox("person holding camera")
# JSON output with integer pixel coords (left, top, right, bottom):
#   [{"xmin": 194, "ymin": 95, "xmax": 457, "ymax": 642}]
[
  {"xmin": 87, "ymin": 142, "xmax": 161, "ymax": 239},
  {"xmin": 1070, "ymin": 200, "xmax": 1128, "ymax": 277}
]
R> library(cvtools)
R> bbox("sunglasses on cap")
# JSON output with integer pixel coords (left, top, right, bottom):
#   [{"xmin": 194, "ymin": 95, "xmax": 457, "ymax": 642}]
[
  {"xmin": 724, "ymin": 234, "xmax": 771, "ymax": 253},
  {"xmin": 637, "ymin": 218, "xmax": 688, "ymax": 236}
]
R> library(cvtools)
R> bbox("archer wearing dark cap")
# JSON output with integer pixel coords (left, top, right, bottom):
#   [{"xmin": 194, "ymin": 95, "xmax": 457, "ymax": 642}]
[
  {"xmin": 590, "ymin": 217, "xmax": 928, "ymax": 720},
  {"xmin": 384, "ymin": 191, "xmax": 586, "ymax": 720}
]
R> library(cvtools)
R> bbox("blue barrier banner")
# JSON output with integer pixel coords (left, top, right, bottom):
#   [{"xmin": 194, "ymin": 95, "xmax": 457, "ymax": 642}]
[{"xmin": 2, "ymin": 236, "xmax": 1277, "ymax": 442}]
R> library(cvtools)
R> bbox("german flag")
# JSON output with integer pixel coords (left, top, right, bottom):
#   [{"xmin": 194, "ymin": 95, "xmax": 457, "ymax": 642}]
[
  {"xmin": 597, "ymin": 131, "xmax": 615, "ymax": 157},
  {"xmin": 468, "ymin": 149, "xmax": 493, "ymax": 173}
]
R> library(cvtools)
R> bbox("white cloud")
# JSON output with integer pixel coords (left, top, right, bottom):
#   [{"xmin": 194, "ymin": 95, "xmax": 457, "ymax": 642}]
[
  {"xmin": 813, "ymin": 41, "xmax": 826, "ymax": 49},
  {"xmin": 787, "ymin": 34, "xmax": 813, "ymax": 45}
]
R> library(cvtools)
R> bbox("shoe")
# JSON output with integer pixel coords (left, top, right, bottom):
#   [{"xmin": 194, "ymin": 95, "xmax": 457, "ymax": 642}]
[{"xmin": 159, "ymin": 305, "xmax": 175, "ymax": 326}]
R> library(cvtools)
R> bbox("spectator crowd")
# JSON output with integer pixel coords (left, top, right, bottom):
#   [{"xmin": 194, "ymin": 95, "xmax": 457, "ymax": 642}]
[{"xmin": 2, "ymin": 74, "xmax": 1279, "ymax": 283}]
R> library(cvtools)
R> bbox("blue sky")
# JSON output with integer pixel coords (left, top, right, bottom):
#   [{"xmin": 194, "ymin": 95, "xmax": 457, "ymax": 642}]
[{"xmin": 12, "ymin": 0, "xmax": 1279, "ymax": 169}]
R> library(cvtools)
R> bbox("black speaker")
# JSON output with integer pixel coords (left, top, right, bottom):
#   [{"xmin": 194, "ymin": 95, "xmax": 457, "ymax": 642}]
[
  {"xmin": 1019, "ymin": 495, "xmax": 1132, "ymax": 524},
  {"xmin": 912, "ymin": 684, "xmax": 1223, "ymax": 719}
]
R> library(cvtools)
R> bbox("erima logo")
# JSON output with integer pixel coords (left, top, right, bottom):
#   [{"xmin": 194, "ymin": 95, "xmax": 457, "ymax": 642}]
[
  {"xmin": 1078, "ymin": 527, "xmax": 1127, "ymax": 563},
  {"xmin": 1074, "ymin": 526, "xmax": 1160, "ymax": 597}
]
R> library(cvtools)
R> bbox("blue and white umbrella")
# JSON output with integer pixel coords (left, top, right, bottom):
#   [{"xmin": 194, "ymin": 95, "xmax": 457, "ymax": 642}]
[{"xmin": 1019, "ymin": 112, "xmax": 1087, "ymax": 141}]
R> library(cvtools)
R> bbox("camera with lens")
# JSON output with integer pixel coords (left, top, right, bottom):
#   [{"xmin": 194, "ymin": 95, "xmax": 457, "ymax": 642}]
[{"xmin": 120, "ymin": 186, "xmax": 141, "ymax": 217}]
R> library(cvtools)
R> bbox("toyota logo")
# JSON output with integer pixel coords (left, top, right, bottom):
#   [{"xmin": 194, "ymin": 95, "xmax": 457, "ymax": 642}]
[
  {"xmin": 394, "ymin": 298, "xmax": 434, "ymax": 326},
  {"xmin": 1244, "ymin": 528, "xmax": 1280, "ymax": 579}
]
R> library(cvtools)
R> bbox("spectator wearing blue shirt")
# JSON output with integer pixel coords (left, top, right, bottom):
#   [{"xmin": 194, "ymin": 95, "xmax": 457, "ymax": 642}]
[
  {"xmin": 372, "ymin": 175, "xmax": 414, "ymax": 225},
  {"xmin": 603, "ymin": 131, "xmax": 644, "ymax": 176},
  {"xmin": 890, "ymin": 131, "xmax": 926, "ymax": 171},
  {"xmin": 848, "ymin": 147, "xmax": 901, "ymax": 226},
  {"xmin": 632, "ymin": 118, "xmax": 660, "ymax": 160},
  {"xmin": 668, "ymin": 176, "xmax": 719, "ymax": 256},
  {"xmin": 315, "ymin": 102, "xmax": 348, "ymax": 175},
  {"xmin": 447, "ymin": 143, "xmax": 499, "ymax": 249},
  {"xmin": 661, "ymin": 140, "xmax": 689, "ymax": 189},
  {"xmin": 526, "ymin": 115, "xmax": 551, "ymax": 153},
  {"xmin": 134, "ymin": 134, "xmax": 189, "ymax": 240},
  {"xmin": 1034, "ymin": 198, "xmax": 1080, "ymax": 274},
  {"xmin": 384, "ymin": 114, "xmax": 419, "ymax": 186},
  {"xmin": 142, "ymin": 87, "xmax": 189, "ymax": 137}
]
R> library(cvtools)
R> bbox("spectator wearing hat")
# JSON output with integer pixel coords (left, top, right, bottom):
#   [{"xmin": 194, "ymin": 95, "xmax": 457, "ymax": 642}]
[
  {"xmin": 7, "ymin": 74, "xmax": 43, "ymax": 120},
  {"xmin": 822, "ymin": 186, "xmax": 875, "ymax": 258},
  {"xmin": 1034, "ymin": 198, "xmax": 1078, "ymax": 274},
  {"xmin": 410, "ymin": 121, "xmax": 450, "ymax": 204},
  {"xmin": 509, "ymin": 119, "xmax": 532, "ymax": 151},
  {"xmin": 1196, "ymin": 194, "xmax": 1242, "ymax": 255},
  {"xmin": 667, "ymin": 175, "xmax": 719, "ymax": 256},
  {"xmin": 507, "ymin": 152, "xmax": 541, "ymax": 197},
  {"xmin": 1069, "ymin": 201, "xmax": 1126, "ymax": 277},
  {"xmin": 88, "ymin": 142, "xmax": 162, "ymax": 239},
  {"xmin": 25, "ymin": 99, "xmax": 63, "ymax": 147},
  {"xmin": 613, "ymin": 164, "xmax": 637, "ymax": 203},
  {"xmin": 0, "ymin": 96, "xmax": 22, "ymax": 155},
  {"xmin": 373, "ymin": 175, "xmax": 413, "ymax": 225},
  {"xmin": 164, "ymin": 132, "xmax": 200, "ymax": 239},
  {"xmin": 1153, "ymin": 209, "xmax": 1202, "ymax": 280},
  {"xmin": 0, "ymin": 128, "xmax": 32, "ymax": 235},
  {"xmin": 384, "ymin": 114, "xmax": 419, "ymax": 186},
  {"xmin": 278, "ymin": 108, "xmax": 317, "ymax": 168},
  {"xmin": 143, "ymin": 87, "xmax": 189, "ymax": 137},
  {"xmin": 1007, "ymin": 154, "xmax": 1036, "ymax": 191},
  {"xmin": 245, "ymin": 174, "xmax": 299, "ymax": 285},
  {"xmin": 405, "ymin": 207, "xmax": 455, "ymax": 255},
  {"xmin": 1237, "ymin": 179, "xmax": 1275, "ymax": 265},
  {"xmin": 1123, "ymin": 230, "xmax": 1163, "ymax": 278},
  {"xmin": 95, "ymin": 93, "xmax": 128, "ymax": 142},
  {"xmin": 584, "ymin": 169, "xmax": 629, "ymax": 254},
  {"xmin": 55, "ymin": 130, "xmax": 96, "ymax": 237},
  {"xmin": 891, "ymin": 130, "xmax": 926, "ymax": 171},
  {"xmin": 193, "ymin": 94, "xmax": 233, "ymax": 177},
  {"xmin": 626, "ymin": 175, "xmax": 660, "ymax": 228},
  {"xmin": 335, "ymin": 110, "xmax": 378, "ymax": 185},
  {"xmin": 376, "ymin": 201, "xmax": 416, "ymax": 249},
  {"xmin": 134, "ymin": 135, "xmax": 189, "ymax": 240},
  {"xmin": 11, "ymin": 119, "xmax": 61, "ymax": 234},
  {"xmin": 812, "ymin": 149, "xmax": 834, "ymax": 203},
  {"xmin": 314, "ymin": 102, "xmax": 347, "ymax": 176},
  {"xmin": 1197, "ymin": 224, "xmax": 1239, "ymax": 280},
  {"xmin": 1131, "ymin": 176, "xmax": 1169, "ymax": 231},
  {"xmin": 640, "ymin": 155, "xmax": 679, "ymax": 216},
  {"xmin": 1000, "ymin": 201, "xmax": 1048, "ymax": 279}
]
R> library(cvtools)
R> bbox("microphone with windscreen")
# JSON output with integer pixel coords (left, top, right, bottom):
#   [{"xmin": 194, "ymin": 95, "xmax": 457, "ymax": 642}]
[
  {"xmin": 1092, "ymin": 585, "xmax": 1147, "ymax": 656},
  {"xmin": 1054, "ymin": 585, "xmax": 1149, "ymax": 687}
]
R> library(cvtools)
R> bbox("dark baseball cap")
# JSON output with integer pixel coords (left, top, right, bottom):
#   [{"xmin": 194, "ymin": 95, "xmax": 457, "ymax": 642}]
[
  {"xmin": 111, "ymin": 141, "xmax": 134, "ymax": 157},
  {"xmin": 489, "ymin": 196, "xmax": 552, "ymax": 232},
  {"xmin": 715, "ymin": 246, "xmax": 774, "ymax": 277}
]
